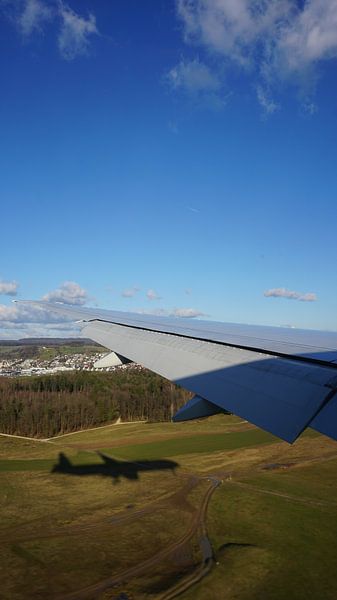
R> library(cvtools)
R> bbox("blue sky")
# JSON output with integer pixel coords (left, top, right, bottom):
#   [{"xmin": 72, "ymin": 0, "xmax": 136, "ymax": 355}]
[{"xmin": 1, "ymin": 0, "xmax": 337, "ymax": 337}]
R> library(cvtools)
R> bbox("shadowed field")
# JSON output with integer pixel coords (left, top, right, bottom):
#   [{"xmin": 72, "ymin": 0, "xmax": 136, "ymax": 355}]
[{"xmin": 1, "ymin": 415, "xmax": 337, "ymax": 599}]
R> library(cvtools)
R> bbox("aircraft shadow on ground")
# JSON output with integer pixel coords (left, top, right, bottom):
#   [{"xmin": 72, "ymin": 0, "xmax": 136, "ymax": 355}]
[{"xmin": 51, "ymin": 452, "xmax": 179, "ymax": 484}]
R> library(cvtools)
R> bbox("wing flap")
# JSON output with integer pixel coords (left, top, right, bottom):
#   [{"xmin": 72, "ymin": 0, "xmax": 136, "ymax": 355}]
[
  {"xmin": 309, "ymin": 392, "xmax": 337, "ymax": 441},
  {"xmin": 172, "ymin": 395, "xmax": 226, "ymax": 421}
]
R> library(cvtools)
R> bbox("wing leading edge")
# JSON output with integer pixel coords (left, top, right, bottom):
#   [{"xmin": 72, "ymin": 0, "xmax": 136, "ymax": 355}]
[{"xmin": 18, "ymin": 301, "xmax": 337, "ymax": 443}]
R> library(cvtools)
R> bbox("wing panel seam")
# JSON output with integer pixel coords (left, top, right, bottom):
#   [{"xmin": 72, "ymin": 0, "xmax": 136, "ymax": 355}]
[{"xmin": 87, "ymin": 319, "xmax": 337, "ymax": 371}]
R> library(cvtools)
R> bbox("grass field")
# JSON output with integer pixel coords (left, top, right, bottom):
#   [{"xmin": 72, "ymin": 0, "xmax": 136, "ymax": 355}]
[
  {"xmin": 0, "ymin": 341, "xmax": 103, "ymax": 361},
  {"xmin": 1, "ymin": 416, "xmax": 337, "ymax": 599}
]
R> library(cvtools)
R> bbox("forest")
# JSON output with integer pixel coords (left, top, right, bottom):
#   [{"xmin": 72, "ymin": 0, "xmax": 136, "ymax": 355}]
[{"xmin": 0, "ymin": 369, "xmax": 192, "ymax": 438}]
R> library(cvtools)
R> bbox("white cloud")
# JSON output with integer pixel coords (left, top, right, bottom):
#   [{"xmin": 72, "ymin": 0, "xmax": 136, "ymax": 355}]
[
  {"xmin": 146, "ymin": 289, "xmax": 162, "ymax": 301},
  {"xmin": 256, "ymin": 85, "xmax": 279, "ymax": 116},
  {"xmin": 18, "ymin": 0, "xmax": 52, "ymax": 36},
  {"xmin": 264, "ymin": 288, "xmax": 317, "ymax": 302},
  {"xmin": 2, "ymin": 0, "xmax": 99, "ymax": 60},
  {"xmin": 167, "ymin": 58, "xmax": 221, "ymax": 93},
  {"xmin": 171, "ymin": 307, "xmax": 207, "ymax": 318},
  {"xmin": 278, "ymin": 0, "xmax": 337, "ymax": 72},
  {"xmin": 302, "ymin": 99, "xmax": 318, "ymax": 115},
  {"xmin": 174, "ymin": 0, "xmax": 337, "ymax": 107},
  {"xmin": 0, "ymin": 280, "xmax": 19, "ymax": 296},
  {"xmin": 42, "ymin": 281, "xmax": 88, "ymax": 305},
  {"xmin": 165, "ymin": 57, "xmax": 228, "ymax": 108},
  {"xmin": 121, "ymin": 286, "xmax": 140, "ymax": 298},
  {"xmin": 58, "ymin": 3, "xmax": 98, "ymax": 60},
  {"xmin": 176, "ymin": 0, "xmax": 293, "ymax": 66}
]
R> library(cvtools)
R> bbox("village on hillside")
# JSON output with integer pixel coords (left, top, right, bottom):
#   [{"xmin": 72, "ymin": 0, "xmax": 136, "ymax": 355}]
[{"xmin": 0, "ymin": 350, "xmax": 141, "ymax": 378}]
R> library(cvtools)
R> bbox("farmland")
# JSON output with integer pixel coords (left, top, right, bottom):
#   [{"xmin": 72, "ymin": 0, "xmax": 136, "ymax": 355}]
[{"xmin": 1, "ymin": 416, "xmax": 337, "ymax": 599}]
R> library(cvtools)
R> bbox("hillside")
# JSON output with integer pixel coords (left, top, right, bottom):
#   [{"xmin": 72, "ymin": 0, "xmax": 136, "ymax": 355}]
[
  {"xmin": 0, "ymin": 370, "xmax": 192, "ymax": 437},
  {"xmin": 0, "ymin": 338, "xmax": 104, "ymax": 360}
]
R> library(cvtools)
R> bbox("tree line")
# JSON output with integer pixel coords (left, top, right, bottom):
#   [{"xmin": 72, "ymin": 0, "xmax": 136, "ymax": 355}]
[{"xmin": 0, "ymin": 369, "xmax": 192, "ymax": 438}]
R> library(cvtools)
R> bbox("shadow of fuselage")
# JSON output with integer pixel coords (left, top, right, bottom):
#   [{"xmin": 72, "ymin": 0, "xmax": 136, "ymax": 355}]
[{"xmin": 51, "ymin": 452, "xmax": 178, "ymax": 483}]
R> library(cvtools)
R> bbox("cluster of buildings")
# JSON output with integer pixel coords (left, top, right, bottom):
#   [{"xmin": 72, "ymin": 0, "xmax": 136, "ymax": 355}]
[{"xmin": 0, "ymin": 351, "xmax": 139, "ymax": 378}]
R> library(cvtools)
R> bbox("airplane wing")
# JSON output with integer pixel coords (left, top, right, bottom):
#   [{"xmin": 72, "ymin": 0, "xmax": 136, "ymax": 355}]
[
  {"xmin": 97, "ymin": 452, "xmax": 118, "ymax": 465},
  {"xmin": 18, "ymin": 301, "xmax": 337, "ymax": 444}
]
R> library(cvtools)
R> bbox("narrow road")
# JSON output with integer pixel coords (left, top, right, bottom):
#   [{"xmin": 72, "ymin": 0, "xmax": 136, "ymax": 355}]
[
  {"xmin": 0, "ymin": 421, "xmax": 148, "ymax": 443},
  {"xmin": 0, "ymin": 432, "xmax": 53, "ymax": 443},
  {"xmin": 157, "ymin": 477, "xmax": 220, "ymax": 600},
  {"xmin": 45, "ymin": 420, "xmax": 148, "ymax": 440}
]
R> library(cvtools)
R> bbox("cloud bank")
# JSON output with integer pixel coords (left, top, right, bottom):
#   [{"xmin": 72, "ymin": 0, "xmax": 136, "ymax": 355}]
[
  {"xmin": 0, "ymin": 302, "xmax": 71, "ymax": 324},
  {"xmin": 176, "ymin": 0, "xmax": 337, "ymax": 71},
  {"xmin": 0, "ymin": 305, "xmax": 80, "ymax": 338},
  {"xmin": 0, "ymin": 280, "xmax": 87, "ymax": 338},
  {"xmin": 264, "ymin": 287, "xmax": 317, "ymax": 302}
]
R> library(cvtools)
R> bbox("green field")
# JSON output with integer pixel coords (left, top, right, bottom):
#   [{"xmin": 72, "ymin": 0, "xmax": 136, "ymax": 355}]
[
  {"xmin": 0, "ymin": 340, "xmax": 103, "ymax": 361},
  {"xmin": 1, "ymin": 416, "xmax": 337, "ymax": 599}
]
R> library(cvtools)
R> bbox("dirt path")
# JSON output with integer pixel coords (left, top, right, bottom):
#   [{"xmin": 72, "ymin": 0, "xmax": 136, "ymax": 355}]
[
  {"xmin": 0, "ymin": 421, "xmax": 148, "ymax": 444},
  {"xmin": 45, "ymin": 420, "xmax": 148, "ymax": 440},
  {"xmin": 158, "ymin": 559, "xmax": 213, "ymax": 600},
  {"xmin": 57, "ymin": 476, "xmax": 220, "ymax": 600},
  {"xmin": 157, "ymin": 476, "xmax": 219, "ymax": 600},
  {"xmin": 0, "ymin": 432, "xmax": 54, "ymax": 443}
]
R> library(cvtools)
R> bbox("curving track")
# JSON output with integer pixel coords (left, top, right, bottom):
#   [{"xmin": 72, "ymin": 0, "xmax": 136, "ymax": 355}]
[{"xmin": 58, "ymin": 475, "xmax": 220, "ymax": 600}]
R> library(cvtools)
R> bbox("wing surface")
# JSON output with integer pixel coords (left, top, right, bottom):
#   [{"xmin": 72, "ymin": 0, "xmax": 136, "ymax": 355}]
[{"xmin": 18, "ymin": 301, "xmax": 337, "ymax": 443}]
